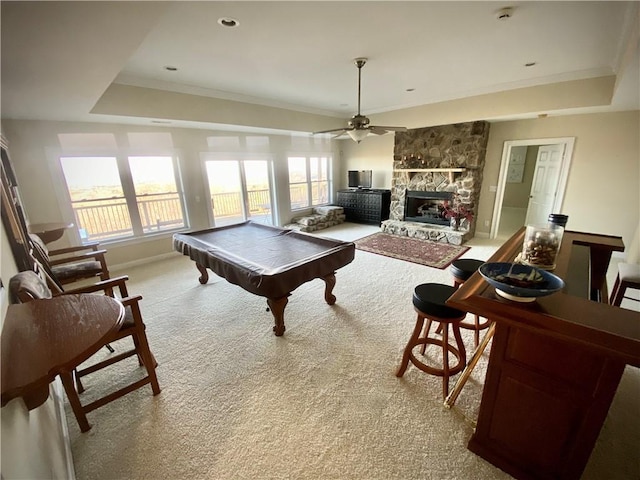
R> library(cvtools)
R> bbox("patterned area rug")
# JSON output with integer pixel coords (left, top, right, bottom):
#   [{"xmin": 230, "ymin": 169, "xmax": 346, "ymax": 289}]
[{"xmin": 355, "ymin": 232, "xmax": 470, "ymax": 269}]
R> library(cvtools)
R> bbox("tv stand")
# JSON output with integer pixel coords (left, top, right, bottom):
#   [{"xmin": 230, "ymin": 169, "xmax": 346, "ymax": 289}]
[{"xmin": 335, "ymin": 189, "xmax": 391, "ymax": 225}]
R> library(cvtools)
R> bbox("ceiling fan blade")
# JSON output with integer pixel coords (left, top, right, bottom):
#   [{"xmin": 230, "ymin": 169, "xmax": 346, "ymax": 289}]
[
  {"xmin": 370, "ymin": 125, "xmax": 408, "ymax": 132},
  {"xmin": 313, "ymin": 127, "xmax": 350, "ymax": 134}
]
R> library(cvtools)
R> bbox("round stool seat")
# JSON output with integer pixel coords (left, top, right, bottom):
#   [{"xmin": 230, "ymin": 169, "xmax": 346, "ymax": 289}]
[
  {"xmin": 450, "ymin": 259, "xmax": 485, "ymax": 282},
  {"xmin": 413, "ymin": 283, "xmax": 465, "ymax": 319},
  {"xmin": 449, "ymin": 259, "xmax": 491, "ymax": 349}
]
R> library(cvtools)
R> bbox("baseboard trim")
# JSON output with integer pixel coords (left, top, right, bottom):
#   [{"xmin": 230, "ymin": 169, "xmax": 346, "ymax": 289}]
[
  {"xmin": 111, "ymin": 252, "xmax": 180, "ymax": 272},
  {"xmin": 52, "ymin": 378, "xmax": 76, "ymax": 480}
]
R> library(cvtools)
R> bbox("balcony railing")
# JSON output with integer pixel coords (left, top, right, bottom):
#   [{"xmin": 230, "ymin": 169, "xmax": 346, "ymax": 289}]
[
  {"xmin": 289, "ymin": 183, "xmax": 329, "ymax": 210},
  {"xmin": 70, "ymin": 184, "xmax": 328, "ymax": 241},
  {"xmin": 137, "ymin": 193, "xmax": 185, "ymax": 233},
  {"xmin": 209, "ymin": 190, "xmax": 273, "ymax": 226},
  {"xmin": 72, "ymin": 193, "xmax": 184, "ymax": 242},
  {"xmin": 73, "ymin": 197, "xmax": 133, "ymax": 241},
  {"xmin": 210, "ymin": 190, "xmax": 265, "ymax": 217}
]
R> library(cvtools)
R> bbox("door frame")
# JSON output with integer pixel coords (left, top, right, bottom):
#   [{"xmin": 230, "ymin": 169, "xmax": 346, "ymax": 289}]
[{"xmin": 490, "ymin": 137, "xmax": 575, "ymax": 239}]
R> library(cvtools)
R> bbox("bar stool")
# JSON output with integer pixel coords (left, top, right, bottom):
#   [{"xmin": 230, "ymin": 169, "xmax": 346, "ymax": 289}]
[
  {"xmin": 450, "ymin": 259, "xmax": 492, "ymax": 348},
  {"xmin": 610, "ymin": 263, "xmax": 640, "ymax": 307},
  {"xmin": 396, "ymin": 283, "xmax": 467, "ymax": 399}
]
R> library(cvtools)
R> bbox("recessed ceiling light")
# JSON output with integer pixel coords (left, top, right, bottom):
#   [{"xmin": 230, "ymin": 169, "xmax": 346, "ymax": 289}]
[
  {"xmin": 218, "ymin": 17, "xmax": 239, "ymax": 28},
  {"xmin": 524, "ymin": 62, "xmax": 537, "ymax": 67},
  {"xmin": 164, "ymin": 66, "xmax": 178, "ymax": 72}
]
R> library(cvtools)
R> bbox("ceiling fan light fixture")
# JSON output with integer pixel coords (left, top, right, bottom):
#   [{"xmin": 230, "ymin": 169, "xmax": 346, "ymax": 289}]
[
  {"xmin": 347, "ymin": 129, "xmax": 369, "ymax": 143},
  {"xmin": 312, "ymin": 57, "xmax": 407, "ymax": 142}
]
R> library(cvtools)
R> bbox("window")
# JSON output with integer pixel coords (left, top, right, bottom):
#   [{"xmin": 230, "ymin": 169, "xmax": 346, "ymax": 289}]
[
  {"xmin": 310, "ymin": 156, "xmax": 329, "ymax": 205},
  {"xmin": 203, "ymin": 158, "xmax": 273, "ymax": 227},
  {"xmin": 59, "ymin": 155, "xmax": 185, "ymax": 242},
  {"xmin": 288, "ymin": 157, "xmax": 309, "ymax": 209},
  {"xmin": 129, "ymin": 156, "xmax": 185, "ymax": 234},
  {"xmin": 60, "ymin": 156, "xmax": 133, "ymax": 241},
  {"xmin": 288, "ymin": 155, "xmax": 330, "ymax": 210}
]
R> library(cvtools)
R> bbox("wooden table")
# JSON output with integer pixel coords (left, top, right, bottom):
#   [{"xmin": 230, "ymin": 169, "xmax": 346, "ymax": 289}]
[
  {"xmin": 28, "ymin": 222, "xmax": 74, "ymax": 244},
  {"xmin": 173, "ymin": 221, "xmax": 356, "ymax": 336},
  {"xmin": 447, "ymin": 228, "xmax": 640, "ymax": 480},
  {"xmin": 1, "ymin": 295, "xmax": 124, "ymax": 410}
]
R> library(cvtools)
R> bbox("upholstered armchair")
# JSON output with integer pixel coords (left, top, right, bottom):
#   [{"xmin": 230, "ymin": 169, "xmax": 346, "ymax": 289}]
[{"xmin": 28, "ymin": 233, "xmax": 110, "ymax": 290}]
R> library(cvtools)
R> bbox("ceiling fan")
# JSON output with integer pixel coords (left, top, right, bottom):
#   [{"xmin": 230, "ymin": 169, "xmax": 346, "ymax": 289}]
[{"xmin": 313, "ymin": 58, "xmax": 407, "ymax": 143}]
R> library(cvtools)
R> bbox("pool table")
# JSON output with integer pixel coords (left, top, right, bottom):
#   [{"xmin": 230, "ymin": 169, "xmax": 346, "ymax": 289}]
[{"xmin": 173, "ymin": 221, "xmax": 356, "ymax": 336}]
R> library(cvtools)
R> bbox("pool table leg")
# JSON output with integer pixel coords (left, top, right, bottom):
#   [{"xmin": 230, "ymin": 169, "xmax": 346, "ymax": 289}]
[
  {"xmin": 323, "ymin": 273, "xmax": 337, "ymax": 305},
  {"xmin": 267, "ymin": 296, "xmax": 289, "ymax": 336},
  {"xmin": 196, "ymin": 263, "xmax": 209, "ymax": 284}
]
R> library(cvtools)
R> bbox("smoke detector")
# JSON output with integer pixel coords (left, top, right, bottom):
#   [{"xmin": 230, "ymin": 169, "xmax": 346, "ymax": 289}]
[{"xmin": 497, "ymin": 7, "xmax": 513, "ymax": 20}]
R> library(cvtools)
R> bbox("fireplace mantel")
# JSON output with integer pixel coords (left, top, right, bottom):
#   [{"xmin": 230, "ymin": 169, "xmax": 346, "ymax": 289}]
[
  {"xmin": 393, "ymin": 168, "xmax": 465, "ymax": 182},
  {"xmin": 392, "ymin": 168, "xmax": 465, "ymax": 172}
]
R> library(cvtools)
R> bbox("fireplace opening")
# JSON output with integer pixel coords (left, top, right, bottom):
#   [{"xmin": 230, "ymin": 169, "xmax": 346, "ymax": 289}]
[{"xmin": 404, "ymin": 190, "xmax": 453, "ymax": 226}]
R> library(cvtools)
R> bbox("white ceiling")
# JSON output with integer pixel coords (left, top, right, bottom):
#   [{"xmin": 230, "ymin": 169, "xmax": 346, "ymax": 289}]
[{"xmin": 1, "ymin": 1, "xmax": 638, "ymax": 132}]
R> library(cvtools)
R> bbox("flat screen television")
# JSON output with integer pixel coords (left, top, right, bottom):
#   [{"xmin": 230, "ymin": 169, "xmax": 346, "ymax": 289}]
[{"xmin": 348, "ymin": 170, "xmax": 372, "ymax": 189}]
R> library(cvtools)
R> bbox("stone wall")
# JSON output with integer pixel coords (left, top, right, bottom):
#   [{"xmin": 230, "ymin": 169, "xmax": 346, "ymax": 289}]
[{"xmin": 390, "ymin": 121, "xmax": 490, "ymax": 239}]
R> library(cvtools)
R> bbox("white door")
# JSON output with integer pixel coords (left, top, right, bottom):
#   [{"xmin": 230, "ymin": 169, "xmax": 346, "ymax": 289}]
[{"xmin": 525, "ymin": 144, "xmax": 566, "ymax": 225}]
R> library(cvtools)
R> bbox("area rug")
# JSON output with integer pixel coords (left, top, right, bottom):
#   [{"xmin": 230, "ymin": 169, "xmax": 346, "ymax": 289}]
[{"xmin": 355, "ymin": 232, "xmax": 469, "ymax": 269}]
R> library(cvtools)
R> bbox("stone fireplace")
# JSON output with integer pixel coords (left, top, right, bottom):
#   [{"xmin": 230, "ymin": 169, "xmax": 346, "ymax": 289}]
[{"xmin": 381, "ymin": 121, "xmax": 490, "ymax": 245}]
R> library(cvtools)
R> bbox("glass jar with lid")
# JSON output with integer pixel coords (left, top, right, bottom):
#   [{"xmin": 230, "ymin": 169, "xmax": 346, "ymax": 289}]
[{"xmin": 521, "ymin": 224, "xmax": 564, "ymax": 270}]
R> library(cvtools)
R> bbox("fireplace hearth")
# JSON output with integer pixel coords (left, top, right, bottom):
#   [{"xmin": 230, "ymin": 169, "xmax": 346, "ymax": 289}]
[{"xmin": 404, "ymin": 190, "xmax": 453, "ymax": 226}]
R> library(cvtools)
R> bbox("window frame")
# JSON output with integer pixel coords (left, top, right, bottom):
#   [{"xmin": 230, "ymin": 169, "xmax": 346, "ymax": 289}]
[
  {"xmin": 127, "ymin": 155, "xmax": 188, "ymax": 235},
  {"xmin": 55, "ymin": 148, "xmax": 187, "ymax": 244},
  {"xmin": 200, "ymin": 152, "xmax": 276, "ymax": 228},
  {"xmin": 287, "ymin": 153, "xmax": 332, "ymax": 211}
]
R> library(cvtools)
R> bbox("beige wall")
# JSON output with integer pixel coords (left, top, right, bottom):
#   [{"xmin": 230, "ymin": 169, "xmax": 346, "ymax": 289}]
[
  {"xmin": 340, "ymin": 110, "xmax": 640, "ymax": 256},
  {"xmin": 93, "ymin": 84, "xmax": 341, "ymax": 134},
  {"xmin": 2, "ymin": 120, "xmax": 338, "ymax": 267},
  {"xmin": 369, "ymin": 76, "xmax": 617, "ymax": 130},
  {"xmin": 338, "ymin": 135, "xmax": 395, "ymax": 190},
  {"xmin": 2, "ymin": 110, "xmax": 639, "ymax": 265},
  {"xmin": 480, "ymin": 111, "xmax": 640, "ymax": 253}
]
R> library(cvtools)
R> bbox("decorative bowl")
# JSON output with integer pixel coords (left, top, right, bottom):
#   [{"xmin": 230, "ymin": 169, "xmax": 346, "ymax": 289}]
[{"xmin": 479, "ymin": 262, "xmax": 565, "ymax": 302}]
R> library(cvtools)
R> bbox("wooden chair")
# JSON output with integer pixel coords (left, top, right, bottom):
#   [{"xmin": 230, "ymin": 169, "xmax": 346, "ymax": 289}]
[
  {"xmin": 28, "ymin": 233, "xmax": 110, "ymax": 291},
  {"xmin": 9, "ymin": 270, "xmax": 161, "ymax": 432},
  {"xmin": 2, "ymin": 139, "xmax": 110, "ymax": 291}
]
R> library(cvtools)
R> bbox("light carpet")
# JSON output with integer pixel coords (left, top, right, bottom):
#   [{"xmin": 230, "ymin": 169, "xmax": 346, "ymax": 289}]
[{"xmin": 68, "ymin": 224, "xmax": 639, "ymax": 480}]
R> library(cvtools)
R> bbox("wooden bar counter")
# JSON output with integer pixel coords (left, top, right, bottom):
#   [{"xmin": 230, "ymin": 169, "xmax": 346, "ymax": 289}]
[{"xmin": 447, "ymin": 228, "xmax": 640, "ymax": 480}]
